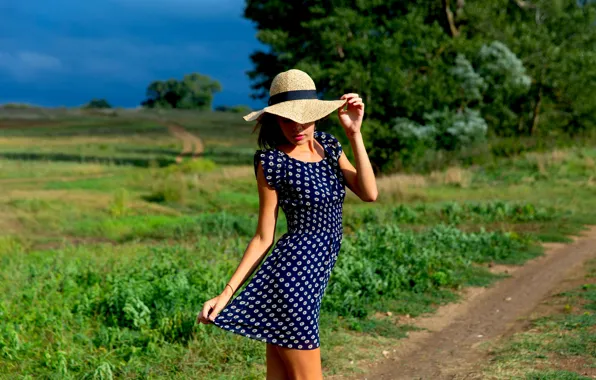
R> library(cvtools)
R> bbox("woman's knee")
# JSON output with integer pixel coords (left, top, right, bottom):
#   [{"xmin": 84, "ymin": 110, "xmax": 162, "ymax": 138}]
[
  {"xmin": 267, "ymin": 344, "xmax": 289, "ymax": 380},
  {"xmin": 275, "ymin": 346, "xmax": 323, "ymax": 380}
]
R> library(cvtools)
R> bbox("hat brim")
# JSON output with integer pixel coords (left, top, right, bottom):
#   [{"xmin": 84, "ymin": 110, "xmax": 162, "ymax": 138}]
[{"xmin": 243, "ymin": 99, "xmax": 347, "ymax": 124}]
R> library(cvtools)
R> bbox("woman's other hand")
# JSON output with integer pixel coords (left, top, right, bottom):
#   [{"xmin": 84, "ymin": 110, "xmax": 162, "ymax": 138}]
[{"xmin": 196, "ymin": 287, "xmax": 234, "ymax": 324}]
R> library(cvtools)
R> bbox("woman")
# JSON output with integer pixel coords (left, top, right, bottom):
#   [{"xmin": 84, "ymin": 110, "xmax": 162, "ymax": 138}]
[{"xmin": 197, "ymin": 69, "xmax": 378, "ymax": 379}]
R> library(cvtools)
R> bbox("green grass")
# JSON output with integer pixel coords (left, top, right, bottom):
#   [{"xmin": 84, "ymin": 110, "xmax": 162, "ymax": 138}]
[
  {"xmin": 323, "ymin": 224, "xmax": 538, "ymax": 318},
  {"xmin": 0, "ymin": 112, "xmax": 595, "ymax": 378},
  {"xmin": 481, "ymin": 260, "xmax": 596, "ymax": 379}
]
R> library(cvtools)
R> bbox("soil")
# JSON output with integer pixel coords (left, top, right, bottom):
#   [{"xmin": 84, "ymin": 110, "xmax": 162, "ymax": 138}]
[
  {"xmin": 340, "ymin": 226, "xmax": 596, "ymax": 380},
  {"xmin": 165, "ymin": 123, "xmax": 204, "ymax": 162}
]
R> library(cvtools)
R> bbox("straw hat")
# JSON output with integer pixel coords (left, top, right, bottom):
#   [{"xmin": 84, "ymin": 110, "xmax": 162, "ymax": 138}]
[{"xmin": 243, "ymin": 69, "xmax": 347, "ymax": 124}]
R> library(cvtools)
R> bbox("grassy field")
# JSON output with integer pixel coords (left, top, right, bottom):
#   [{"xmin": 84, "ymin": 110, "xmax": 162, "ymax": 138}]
[
  {"xmin": 1, "ymin": 110, "xmax": 595, "ymax": 379},
  {"xmin": 481, "ymin": 258, "xmax": 596, "ymax": 379}
]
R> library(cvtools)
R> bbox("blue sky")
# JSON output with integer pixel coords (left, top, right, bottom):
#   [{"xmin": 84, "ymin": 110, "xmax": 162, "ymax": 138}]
[{"xmin": 0, "ymin": 0, "xmax": 265, "ymax": 109}]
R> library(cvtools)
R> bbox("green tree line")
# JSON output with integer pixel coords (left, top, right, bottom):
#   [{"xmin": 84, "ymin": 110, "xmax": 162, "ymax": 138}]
[
  {"xmin": 244, "ymin": 0, "xmax": 596, "ymax": 172},
  {"xmin": 141, "ymin": 73, "xmax": 222, "ymax": 110}
]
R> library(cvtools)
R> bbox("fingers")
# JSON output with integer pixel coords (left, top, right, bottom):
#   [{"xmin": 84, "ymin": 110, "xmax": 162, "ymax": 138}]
[
  {"xmin": 197, "ymin": 300, "xmax": 215, "ymax": 324},
  {"xmin": 346, "ymin": 99, "xmax": 365, "ymax": 111},
  {"xmin": 208, "ymin": 302, "xmax": 225, "ymax": 323},
  {"xmin": 340, "ymin": 93, "xmax": 359, "ymax": 100},
  {"xmin": 340, "ymin": 93, "xmax": 364, "ymax": 108},
  {"xmin": 196, "ymin": 295, "xmax": 230, "ymax": 325}
]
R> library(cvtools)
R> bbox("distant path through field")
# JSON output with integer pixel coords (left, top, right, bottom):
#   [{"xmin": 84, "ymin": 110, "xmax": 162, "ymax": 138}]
[
  {"xmin": 165, "ymin": 122, "xmax": 204, "ymax": 163},
  {"xmin": 341, "ymin": 226, "xmax": 596, "ymax": 380}
]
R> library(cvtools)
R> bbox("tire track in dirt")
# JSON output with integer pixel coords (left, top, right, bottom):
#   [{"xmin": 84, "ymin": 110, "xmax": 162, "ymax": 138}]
[
  {"xmin": 344, "ymin": 226, "xmax": 596, "ymax": 380},
  {"xmin": 165, "ymin": 122, "xmax": 204, "ymax": 163}
]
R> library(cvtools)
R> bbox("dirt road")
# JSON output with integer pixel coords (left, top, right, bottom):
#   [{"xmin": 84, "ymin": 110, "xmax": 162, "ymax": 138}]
[
  {"xmin": 166, "ymin": 122, "xmax": 204, "ymax": 162},
  {"xmin": 344, "ymin": 226, "xmax": 596, "ymax": 380}
]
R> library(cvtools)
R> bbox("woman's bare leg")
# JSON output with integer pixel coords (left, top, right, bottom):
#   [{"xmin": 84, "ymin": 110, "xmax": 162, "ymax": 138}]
[
  {"xmin": 267, "ymin": 343, "xmax": 289, "ymax": 380},
  {"xmin": 275, "ymin": 346, "xmax": 323, "ymax": 380}
]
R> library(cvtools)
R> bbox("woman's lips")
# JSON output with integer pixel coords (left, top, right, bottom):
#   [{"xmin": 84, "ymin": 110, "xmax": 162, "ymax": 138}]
[{"xmin": 295, "ymin": 134, "xmax": 305, "ymax": 141}]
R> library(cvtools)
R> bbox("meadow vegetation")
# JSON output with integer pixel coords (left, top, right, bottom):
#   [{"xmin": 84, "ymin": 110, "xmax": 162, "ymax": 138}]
[
  {"xmin": 0, "ymin": 111, "xmax": 595, "ymax": 378},
  {"xmin": 482, "ymin": 259, "xmax": 596, "ymax": 379}
]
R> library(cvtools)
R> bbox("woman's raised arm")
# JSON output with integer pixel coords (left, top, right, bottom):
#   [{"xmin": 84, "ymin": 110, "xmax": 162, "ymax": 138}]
[{"xmin": 337, "ymin": 93, "xmax": 378, "ymax": 202}]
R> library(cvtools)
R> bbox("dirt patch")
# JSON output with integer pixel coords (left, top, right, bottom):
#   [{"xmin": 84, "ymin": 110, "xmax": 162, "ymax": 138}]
[
  {"xmin": 537, "ymin": 354, "xmax": 596, "ymax": 378},
  {"xmin": 513, "ymin": 257, "xmax": 595, "ymax": 330},
  {"xmin": 0, "ymin": 213, "xmax": 25, "ymax": 235},
  {"xmin": 166, "ymin": 123, "xmax": 204, "ymax": 162},
  {"xmin": 5, "ymin": 189, "xmax": 113, "ymax": 206},
  {"xmin": 486, "ymin": 263, "xmax": 519, "ymax": 275},
  {"xmin": 336, "ymin": 226, "xmax": 596, "ymax": 380},
  {"xmin": 32, "ymin": 236, "xmax": 117, "ymax": 251}
]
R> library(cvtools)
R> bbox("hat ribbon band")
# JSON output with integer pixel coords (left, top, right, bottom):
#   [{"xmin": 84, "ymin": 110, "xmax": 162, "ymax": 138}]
[{"xmin": 268, "ymin": 90, "xmax": 317, "ymax": 106}]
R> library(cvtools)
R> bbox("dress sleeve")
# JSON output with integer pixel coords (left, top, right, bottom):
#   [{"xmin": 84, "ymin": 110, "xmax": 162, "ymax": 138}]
[
  {"xmin": 318, "ymin": 131, "xmax": 343, "ymax": 161},
  {"xmin": 317, "ymin": 131, "xmax": 346, "ymax": 186},
  {"xmin": 253, "ymin": 149, "xmax": 284, "ymax": 190}
]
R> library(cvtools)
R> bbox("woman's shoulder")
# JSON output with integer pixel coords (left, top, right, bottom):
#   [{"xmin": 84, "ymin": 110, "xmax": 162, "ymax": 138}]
[
  {"xmin": 315, "ymin": 130, "xmax": 341, "ymax": 146},
  {"xmin": 254, "ymin": 147, "xmax": 280, "ymax": 160},
  {"xmin": 253, "ymin": 147, "xmax": 284, "ymax": 187},
  {"xmin": 254, "ymin": 147, "xmax": 279, "ymax": 163},
  {"xmin": 254, "ymin": 147, "xmax": 286, "ymax": 171},
  {"xmin": 315, "ymin": 130, "xmax": 342, "ymax": 159}
]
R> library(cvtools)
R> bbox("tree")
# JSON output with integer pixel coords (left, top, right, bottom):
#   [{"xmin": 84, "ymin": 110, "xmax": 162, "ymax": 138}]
[
  {"xmin": 246, "ymin": 1, "xmax": 461, "ymax": 123},
  {"xmin": 214, "ymin": 105, "xmax": 253, "ymax": 114},
  {"xmin": 244, "ymin": 0, "xmax": 596, "ymax": 172},
  {"xmin": 461, "ymin": 0, "xmax": 596, "ymax": 135},
  {"xmin": 84, "ymin": 98, "xmax": 112, "ymax": 109},
  {"xmin": 141, "ymin": 73, "xmax": 222, "ymax": 110}
]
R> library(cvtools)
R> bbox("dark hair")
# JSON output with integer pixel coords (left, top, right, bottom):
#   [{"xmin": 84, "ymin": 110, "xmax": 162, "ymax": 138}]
[
  {"xmin": 252, "ymin": 112, "xmax": 327, "ymax": 150},
  {"xmin": 253, "ymin": 113, "xmax": 289, "ymax": 150}
]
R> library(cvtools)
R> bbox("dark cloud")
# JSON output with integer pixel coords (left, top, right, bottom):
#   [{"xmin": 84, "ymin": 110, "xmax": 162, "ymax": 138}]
[
  {"xmin": 0, "ymin": 51, "xmax": 63, "ymax": 82},
  {"xmin": 0, "ymin": 0, "xmax": 265, "ymax": 108}
]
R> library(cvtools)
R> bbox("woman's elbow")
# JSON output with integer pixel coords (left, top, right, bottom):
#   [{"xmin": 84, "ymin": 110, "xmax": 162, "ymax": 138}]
[
  {"xmin": 253, "ymin": 233, "xmax": 275, "ymax": 248},
  {"xmin": 361, "ymin": 190, "xmax": 378, "ymax": 202}
]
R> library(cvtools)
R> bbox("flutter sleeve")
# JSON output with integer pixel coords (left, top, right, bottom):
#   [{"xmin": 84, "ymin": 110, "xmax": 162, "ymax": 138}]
[
  {"xmin": 253, "ymin": 149, "xmax": 285, "ymax": 190},
  {"xmin": 318, "ymin": 131, "xmax": 343, "ymax": 161}
]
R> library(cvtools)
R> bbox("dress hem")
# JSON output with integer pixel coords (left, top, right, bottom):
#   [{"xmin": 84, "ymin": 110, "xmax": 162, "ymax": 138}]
[{"xmin": 212, "ymin": 319, "xmax": 321, "ymax": 351}]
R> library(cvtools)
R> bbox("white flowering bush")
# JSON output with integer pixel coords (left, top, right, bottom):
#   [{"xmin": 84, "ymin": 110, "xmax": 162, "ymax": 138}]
[
  {"xmin": 393, "ymin": 117, "xmax": 436, "ymax": 144},
  {"xmin": 392, "ymin": 107, "xmax": 488, "ymax": 153},
  {"xmin": 477, "ymin": 41, "xmax": 532, "ymax": 95},
  {"xmin": 377, "ymin": 41, "xmax": 531, "ymax": 169},
  {"xmin": 451, "ymin": 54, "xmax": 487, "ymax": 101},
  {"xmin": 390, "ymin": 117, "xmax": 437, "ymax": 167},
  {"xmin": 425, "ymin": 107, "xmax": 488, "ymax": 150}
]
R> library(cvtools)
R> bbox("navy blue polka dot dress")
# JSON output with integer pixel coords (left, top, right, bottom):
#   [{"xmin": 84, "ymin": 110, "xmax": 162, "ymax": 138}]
[{"xmin": 213, "ymin": 130, "xmax": 346, "ymax": 350}]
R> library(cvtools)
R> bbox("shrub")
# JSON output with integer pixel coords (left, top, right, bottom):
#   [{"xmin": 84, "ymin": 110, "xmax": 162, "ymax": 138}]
[
  {"xmin": 145, "ymin": 159, "xmax": 217, "ymax": 203},
  {"xmin": 84, "ymin": 99, "xmax": 112, "ymax": 109},
  {"xmin": 214, "ymin": 105, "xmax": 253, "ymax": 114},
  {"xmin": 323, "ymin": 224, "xmax": 534, "ymax": 318},
  {"xmin": 162, "ymin": 159, "xmax": 217, "ymax": 175},
  {"xmin": 344, "ymin": 201, "xmax": 560, "ymax": 231}
]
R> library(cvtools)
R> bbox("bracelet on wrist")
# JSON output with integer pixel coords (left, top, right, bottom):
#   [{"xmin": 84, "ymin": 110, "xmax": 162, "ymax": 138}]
[{"xmin": 225, "ymin": 283, "xmax": 235, "ymax": 294}]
